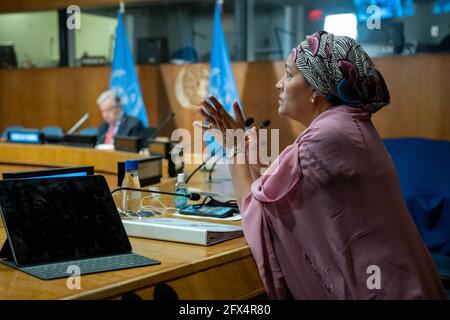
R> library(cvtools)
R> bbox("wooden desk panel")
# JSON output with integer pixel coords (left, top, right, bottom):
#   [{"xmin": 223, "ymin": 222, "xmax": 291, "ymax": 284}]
[
  {"xmin": 0, "ymin": 143, "xmax": 155, "ymax": 188},
  {"xmin": 0, "ymin": 143, "xmax": 141, "ymax": 174}
]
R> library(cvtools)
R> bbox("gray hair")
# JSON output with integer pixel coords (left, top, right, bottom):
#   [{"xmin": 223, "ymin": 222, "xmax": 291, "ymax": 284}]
[{"xmin": 96, "ymin": 89, "xmax": 121, "ymax": 108}]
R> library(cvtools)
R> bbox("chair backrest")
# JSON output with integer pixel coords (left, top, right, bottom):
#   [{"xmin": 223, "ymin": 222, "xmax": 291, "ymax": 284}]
[
  {"xmin": 171, "ymin": 47, "xmax": 198, "ymax": 62},
  {"xmin": 41, "ymin": 126, "xmax": 64, "ymax": 138},
  {"xmin": 1, "ymin": 125, "xmax": 24, "ymax": 139},
  {"xmin": 78, "ymin": 127, "xmax": 98, "ymax": 136},
  {"xmin": 142, "ymin": 127, "xmax": 158, "ymax": 141},
  {"xmin": 432, "ymin": 254, "xmax": 450, "ymax": 294}
]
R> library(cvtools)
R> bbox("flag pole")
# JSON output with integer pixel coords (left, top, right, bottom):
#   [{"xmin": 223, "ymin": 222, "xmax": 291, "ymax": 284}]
[
  {"xmin": 218, "ymin": 0, "xmax": 223, "ymax": 19},
  {"xmin": 119, "ymin": 1, "xmax": 125, "ymax": 14}
]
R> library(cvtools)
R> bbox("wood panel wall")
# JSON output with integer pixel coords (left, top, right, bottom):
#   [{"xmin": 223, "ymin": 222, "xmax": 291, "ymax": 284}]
[
  {"xmin": 371, "ymin": 53, "xmax": 450, "ymax": 140},
  {"xmin": 0, "ymin": 53, "xmax": 449, "ymax": 151}
]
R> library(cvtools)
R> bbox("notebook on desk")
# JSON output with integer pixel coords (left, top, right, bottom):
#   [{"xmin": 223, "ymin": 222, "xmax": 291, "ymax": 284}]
[
  {"xmin": 0, "ymin": 175, "xmax": 160, "ymax": 280},
  {"xmin": 122, "ymin": 217, "xmax": 243, "ymax": 246}
]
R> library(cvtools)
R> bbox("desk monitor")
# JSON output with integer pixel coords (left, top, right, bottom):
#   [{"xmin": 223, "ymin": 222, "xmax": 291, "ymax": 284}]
[
  {"xmin": 63, "ymin": 133, "xmax": 97, "ymax": 148},
  {"xmin": 43, "ymin": 134, "xmax": 64, "ymax": 144},
  {"xmin": 147, "ymin": 140, "xmax": 184, "ymax": 177},
  {"xmin": 2, "ymin": 166, "xmax": 94, "ymax": 180},
  {"xmin": 137, "ymin": 37, "xmax": 169, "ymax": 64},
  {"xmin": 7, "ymin": 130, "xmax": 44, "ymax": 144},
  {"xmin": 117, "ymin": 156, "xmax": 163, "ymax": 187},
  {"xmin": 0, "ymin": 43, "xmax": 18, "ymax": 68},
  {"xmin": 114, "ymin": 135, "xmax": 141, "ymax": 153}
]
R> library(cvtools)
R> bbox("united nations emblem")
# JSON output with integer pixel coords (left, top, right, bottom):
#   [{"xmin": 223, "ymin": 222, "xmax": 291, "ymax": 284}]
[{"xmin": 175, "ymin": 64, "xmax": 209, "ymax": 110}]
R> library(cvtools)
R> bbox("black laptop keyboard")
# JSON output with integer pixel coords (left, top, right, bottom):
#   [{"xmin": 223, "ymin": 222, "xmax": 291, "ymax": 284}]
[{"xmin": 1, "ymin": 253, "xmax": 160, "ymax": 280}]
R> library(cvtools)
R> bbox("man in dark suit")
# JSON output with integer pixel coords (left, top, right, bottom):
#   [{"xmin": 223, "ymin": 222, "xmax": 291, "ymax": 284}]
[{"xmin": 96, "ymin": 90, "xmax": 143, "ymax": 145}]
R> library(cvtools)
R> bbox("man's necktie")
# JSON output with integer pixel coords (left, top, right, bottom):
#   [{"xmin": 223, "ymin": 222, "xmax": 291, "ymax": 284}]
[{"xmin": 104, "ymin": 123, "xmax": 116, "ymax": 144}]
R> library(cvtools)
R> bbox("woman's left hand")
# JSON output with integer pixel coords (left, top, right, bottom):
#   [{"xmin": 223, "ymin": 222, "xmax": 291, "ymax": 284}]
[{"xmin": 197, "ymin": 96, "xmax": 246, "ymax": 146}]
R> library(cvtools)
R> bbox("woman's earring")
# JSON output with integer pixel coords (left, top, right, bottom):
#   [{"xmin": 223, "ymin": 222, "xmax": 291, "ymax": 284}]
[{"xmin": 310, "ymin": 97, "xmax": 315, "ymax": 104}]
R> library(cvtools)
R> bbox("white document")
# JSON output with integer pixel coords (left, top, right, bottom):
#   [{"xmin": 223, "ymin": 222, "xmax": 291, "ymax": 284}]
[{"xmin": 122, "ymin": 217, "xmax": 243, "ymax": 246}]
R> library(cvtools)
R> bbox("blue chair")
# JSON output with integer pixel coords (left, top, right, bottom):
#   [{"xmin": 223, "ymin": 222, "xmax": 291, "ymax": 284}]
[
  {"xmin": 1, "ymin": 125, "xmax": 24, "ymax": 139},
  {"xmin": 170, "ymin": 47, "xmax": 198, "ymax": 62},
  {"xmin": 432, "ymin": 254, "xmax": 450, "ymax": 299},
  {"xmin": 78, "ymin": 127, "xmax": 98, "ymax": 136},
  {"xmin": 41, "ymin": 126, "xmax": 64, "ymax": 139},
  {"xmin": 384, "ymin": 138, "xmax": 450, "ymax": 256}
]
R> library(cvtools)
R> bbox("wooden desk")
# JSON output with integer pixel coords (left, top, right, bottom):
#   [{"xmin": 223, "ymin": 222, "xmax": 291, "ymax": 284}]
[
  {"xmin": 0, "ymin": 143, "xmax": 264, "ymax": 300},
  {"xmin": 0, "ymin": 142, "xmax": 143, "ymax": 188}
]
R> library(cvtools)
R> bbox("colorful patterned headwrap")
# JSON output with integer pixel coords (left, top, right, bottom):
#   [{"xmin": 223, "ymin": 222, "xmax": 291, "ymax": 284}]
[{"xmin": 292, "ymin": 31, "xmax": 390, "ymax": 113}]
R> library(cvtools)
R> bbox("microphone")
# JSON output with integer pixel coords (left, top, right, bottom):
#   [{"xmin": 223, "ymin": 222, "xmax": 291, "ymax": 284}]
[
  {"xmin": 66, "ymin": 113, "xmax": 90, "ymax": 135},
  {"xmin": 147, "ymin": 112, "xmax": 175, "ymax": 141},
  {"xmin": 244, "ymin": 117, "xmax": 255, "ymax": 128},
  {"xmin": 111, "ymin": 186, "xmax": 201, "ymax": 201},
  {"xmin": 259, "ymin": 119, "xmax": 271, "ymax": 129},
  {"xmin": 185, "ymin": 116, "xmax": 254, "ymax": 184}
]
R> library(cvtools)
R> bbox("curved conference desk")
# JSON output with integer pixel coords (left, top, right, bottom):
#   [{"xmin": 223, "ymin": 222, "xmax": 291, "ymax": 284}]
[{"xmin": 0, "ymin": 142, "xmax": 264, "ymax": 300}]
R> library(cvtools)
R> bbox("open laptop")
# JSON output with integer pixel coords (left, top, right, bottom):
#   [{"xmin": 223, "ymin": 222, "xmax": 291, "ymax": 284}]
[
  {"xmin": 0, "ymin": 175, "xmax": 160, "ymax": 280},
  {"xmin": 2, "ymin": 166, "xmax": 94, "ymax": 180}
]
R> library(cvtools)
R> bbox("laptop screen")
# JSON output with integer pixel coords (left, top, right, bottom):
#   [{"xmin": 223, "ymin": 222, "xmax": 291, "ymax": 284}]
[
  {"xmin": 2, "ymin": 166, "xmax": 94, "ymax": 180},
  {"xmin": 0, "ymin": 176, "xmax": 131, "ymax": 266}
]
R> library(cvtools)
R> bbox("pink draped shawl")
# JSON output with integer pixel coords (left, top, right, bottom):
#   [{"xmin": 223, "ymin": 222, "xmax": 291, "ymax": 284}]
[{"xmin": 242, "ymin": 105, "xmax": 445, "ymax": 299}]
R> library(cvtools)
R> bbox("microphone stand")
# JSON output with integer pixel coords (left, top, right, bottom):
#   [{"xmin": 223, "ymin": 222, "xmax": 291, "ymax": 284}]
[
  {"xmin": 147, "ymin": 112, "xmax": 175, "ymax": 142},
  {"xmin": 66, "ymin": 113, "xmax": 90, "ymax": 135}
]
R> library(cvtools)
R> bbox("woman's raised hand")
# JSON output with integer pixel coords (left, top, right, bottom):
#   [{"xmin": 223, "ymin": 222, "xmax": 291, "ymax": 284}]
[
  {"xmin": 198, "ymin": 96, "xmax": 244, "ymax": 131},
  {"xmin": 196, "ymin": 96, "xmax": 246, "ymax": 148}
]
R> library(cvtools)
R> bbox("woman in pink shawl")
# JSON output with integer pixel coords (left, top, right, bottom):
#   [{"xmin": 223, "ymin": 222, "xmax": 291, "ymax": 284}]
[{"xmin": 198, "ymin": 31, "xmax": 445, "ymax": 299}]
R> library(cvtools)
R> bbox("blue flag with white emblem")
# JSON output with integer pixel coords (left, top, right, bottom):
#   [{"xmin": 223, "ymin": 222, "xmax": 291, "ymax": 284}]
[
  {"xmin": 110, "ymin": 11, "xmax": 149, "ymax": 127},
  {"xmin": 207, "ymin": 0, "xmax": 242, "ymax": 154}
]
